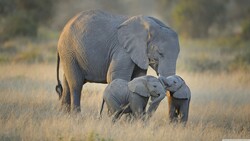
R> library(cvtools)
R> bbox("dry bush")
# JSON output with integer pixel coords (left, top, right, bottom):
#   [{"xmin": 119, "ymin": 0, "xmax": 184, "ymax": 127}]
[
  {"xmin": 177, "ymin": 38, "xmax": 250, "ymax": 73},
  {"xmin": 0, "ymin": 64, "xmax": 250, "ymax": 141},
  {"xmin": 0, "ymin": 37, "xmax": 57, "ymax": 63}
]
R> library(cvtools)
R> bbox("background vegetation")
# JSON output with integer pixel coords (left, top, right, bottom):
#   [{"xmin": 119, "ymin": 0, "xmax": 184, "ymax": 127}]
[
  {"xmin": 0, "ymin": 0, "xmax": 249, "ymax": 72},
  {"xmin": 0, "ymin": 0, "xmax": 249, "ymax": 140}
]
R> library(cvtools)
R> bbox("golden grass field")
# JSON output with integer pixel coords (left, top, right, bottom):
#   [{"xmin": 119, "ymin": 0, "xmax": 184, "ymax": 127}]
[{"xmin": 0, "ymin": 63, "xmax": 249, "ymax": 141}]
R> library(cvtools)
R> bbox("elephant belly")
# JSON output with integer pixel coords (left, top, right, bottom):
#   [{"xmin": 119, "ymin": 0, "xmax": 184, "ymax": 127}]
[
  {"xmin": 76, "ymin": 51, "xmax": 110, "ymax": 83},
  {"xmin": 104, "ymin": 79, "xmax": 130, "ymax": 103}
]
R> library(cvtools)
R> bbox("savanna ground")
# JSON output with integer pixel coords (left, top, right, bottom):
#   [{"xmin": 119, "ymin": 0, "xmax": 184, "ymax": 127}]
[{"xmin": 0, "ymin": 37, "xmax": 250, "ymax": 141}]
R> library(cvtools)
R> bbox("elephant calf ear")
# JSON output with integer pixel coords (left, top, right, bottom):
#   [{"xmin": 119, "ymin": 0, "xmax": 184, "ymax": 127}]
[
  {"xmin": 117, "ymin": 16, "xmax": 149, "ymax": 70},
  {"xmin": 128, "ymin": 77, "xmax": 150, "ymax": 97},
  {"xmin": 173, "ymin": 84, "xmax": 191, "ymax": 99}
]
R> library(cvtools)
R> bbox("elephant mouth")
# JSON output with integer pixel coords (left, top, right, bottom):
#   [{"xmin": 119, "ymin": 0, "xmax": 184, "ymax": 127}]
[
  {"xmin": 165, "ymin": 82, "xmax": 171, "ymax": 88},
  {"xmin": 151, "ymin": 91, "xmax": 160, "ymax": 97}
]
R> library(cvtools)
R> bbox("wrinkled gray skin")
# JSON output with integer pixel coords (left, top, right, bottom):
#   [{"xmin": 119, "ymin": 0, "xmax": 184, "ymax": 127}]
[
  {"xmin": 159, "ymin": 75, "xmax": 191, "ymax": 125},
  {"xmin": 100, "ymin": 76, "xmax": 166, "ymax": 121},
  {"xmin": 55, "ymin": 10, "xmax": 180, "ymax": 112}
]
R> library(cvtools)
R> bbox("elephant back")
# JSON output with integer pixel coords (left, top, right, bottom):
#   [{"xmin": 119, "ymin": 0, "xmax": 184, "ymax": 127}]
[{"xmin": 60, "ymin": 10, "xmax": 127, "ymax": 48}]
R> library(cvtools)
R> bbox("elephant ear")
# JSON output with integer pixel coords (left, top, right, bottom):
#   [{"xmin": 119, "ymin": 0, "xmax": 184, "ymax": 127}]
[
  {"xmin": 173, "ymin": 84, "xmax": 191, "ymax": 99},
  {"xmin": 148, "ymin": 16, "xmax": 169, "ymax": 29},
  {"xmin": 128, "ymin": 77, "xmax": 150, "ymax": 97},
  {"xmin": 118, "ymin": 16, "xmax": 149, "ymax": 70}
]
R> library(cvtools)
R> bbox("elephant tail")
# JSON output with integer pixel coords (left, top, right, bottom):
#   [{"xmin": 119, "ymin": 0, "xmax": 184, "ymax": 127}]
[
  {"xmin": 55, "ymin": 52, "xmax": 63, "ymax": 99},
  {"xmin": 99, "ymin": 99, "xmax": 105, "ymax": 119}
]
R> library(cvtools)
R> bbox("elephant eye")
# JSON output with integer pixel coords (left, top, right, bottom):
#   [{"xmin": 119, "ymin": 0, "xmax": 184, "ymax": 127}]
[
  {"xmin": 153, "ymin": 85, "xmax": 157, "ymax": 88},
  {"xmin": 158, "ymin": 52, "xmax": 164, "ymax": 57},
  {"xmin": 173, "ymin": 81, "xmax": 177, "ymax": 84}
]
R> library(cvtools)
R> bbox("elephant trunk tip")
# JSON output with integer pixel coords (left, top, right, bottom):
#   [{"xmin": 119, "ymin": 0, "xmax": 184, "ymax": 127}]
[{"xmin": 151, "ymin": 93, "xmax": 165, "ymax": 105}]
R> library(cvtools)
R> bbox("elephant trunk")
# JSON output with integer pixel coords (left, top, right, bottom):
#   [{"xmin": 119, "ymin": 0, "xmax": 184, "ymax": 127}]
[
  {"xmin": 151, "ymin": 91, "xmax": 166, "ymax": 105},
  {"xmin": 158, "ymin": 58, "xmax": 177, "ymax": 77},
  {"xmin": 146, "ymin": 92, "xmax": 165, "ymax": 117},
  {"xmin": 158, "ymin": 76, "xmax": 169, "ymax": 88}
]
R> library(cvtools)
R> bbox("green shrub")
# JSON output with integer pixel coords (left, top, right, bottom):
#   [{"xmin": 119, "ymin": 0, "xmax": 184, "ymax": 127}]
[
  {"xmin": 228, "ymin": 49, "xmax": 250, "ymax": 72},
  {"xmin": 241, "ymin": 20, "xmax": 250, "ymax": 40},
  {"xmin": 0, "ymin": 0, "xmax": 16, "ymax": 16},
  {"xmin": 185, "ymin": 57, "xmax": 222, "ymax": 72},
  {"xmin": 0, "ymin": 0, "xmax": 56, "ymax": 41},
  {"xmin": 172, "ymin": 0, "xmax": 225, "ymax": 38},
  {"xmin": 14, "ymin": 49, "xmax": 44, "ymax": 63},
  {"xmin": 15, "ymin": 0, "xmax": 55, "ymax": 24},
  {"xmin": 87, "ymin": 131, "xmax": 113, "ymax": 141},
  {"xmin": 1, "ymin": 12, "xmax": 38, "ymax": 40}
]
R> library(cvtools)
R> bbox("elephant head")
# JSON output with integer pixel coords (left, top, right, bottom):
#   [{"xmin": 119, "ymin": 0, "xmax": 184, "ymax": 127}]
[
  {"xmin": 117, "ymin": 16, "xmax": 180, "ymax": 77},
  {"xmin": 159, "ymin": 75, "xmax": 190, "ymax": 99},
  {"xmin": 128, "ymin": 76, "xmax": 166, "ymax": 115}
]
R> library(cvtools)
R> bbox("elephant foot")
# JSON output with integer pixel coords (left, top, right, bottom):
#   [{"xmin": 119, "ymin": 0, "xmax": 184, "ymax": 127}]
[
  {"xmin": 60, "ymin": 103, "xmax": 71, "ymax": 113},
  {"xmin": 71, "ymin": 106, "xmax": 81, "ymax": 113}
]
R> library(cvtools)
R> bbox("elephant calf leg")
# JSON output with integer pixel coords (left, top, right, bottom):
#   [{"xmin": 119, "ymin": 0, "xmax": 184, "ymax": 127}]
[
  {"xmin": 112, "ymin": 109, "xmax": 124, "ymax": 122},
  {"xmin": 112, "ymin": 103, "xmax": 132, "ymax": 122},
  {"xmin": 129, "ymin": 94, "xmax": 148, "ymax": 119},
  {"xmin": 105, "ymin": 99, "xmax": 124, "ymax": 122},
  {"xmin": 179, "ymin": 99, "xmax": 190, "ymax": 125},
  {"xmin": 168, "ymin": 97, "xmax": 179, "ymax": 123},
  {"xmin": 169, "ymin": 106, "xmax": 179, "ymax": 123}
]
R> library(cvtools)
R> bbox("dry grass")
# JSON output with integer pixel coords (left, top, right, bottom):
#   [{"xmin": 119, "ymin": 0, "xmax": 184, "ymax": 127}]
[{"xmin": 0, "ymin": 63, "xmax": 250, "ymax": 141}]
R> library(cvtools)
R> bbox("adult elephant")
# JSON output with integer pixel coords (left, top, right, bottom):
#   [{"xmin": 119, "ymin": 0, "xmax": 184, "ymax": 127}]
[{"xmin": 56, "ymin": 10, "xmax": 180, "ymax": 112}]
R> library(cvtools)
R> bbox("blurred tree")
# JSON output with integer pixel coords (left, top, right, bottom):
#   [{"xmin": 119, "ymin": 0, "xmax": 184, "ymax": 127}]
[
  {"xmin": 1, "ymin": 12, "xmax": 37, "ymax": 39},
  {"xmin": 171, "ymin": 0, "xmax": 225, "ymax": 38},
  {"xmin": 237, "ymin": 1, "xmax": 250, "ymax": 40},
  {"xmin": 16, "ymin": 0, "xmax": 54, "ymax": 24},
  {"xmin": 156, "ymin": 0, "xmax": 177, "ymax": 25},
  {"xmin": 0, "ymin": 0, "xmax": 56, "ymax": 41},
  {"xmin": 241, "ymin": 19, "xmax": 250, "ymax": 40},
  {"xmin": 0, "ymin": 0, "xmax": 16, "ymax": 16},
  {"xmin": 97, "ymin": 0, "xmax": 126, "ymax": 14}
]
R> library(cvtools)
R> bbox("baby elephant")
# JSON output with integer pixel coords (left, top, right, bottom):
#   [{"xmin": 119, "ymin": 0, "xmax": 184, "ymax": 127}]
[
  {"xmin": 100, "ymin": 75, "xmax": 166, "ymax": 121},
  {"xmin": 159, "ymin": 75, "xmax": 191, "ymax": 125}
]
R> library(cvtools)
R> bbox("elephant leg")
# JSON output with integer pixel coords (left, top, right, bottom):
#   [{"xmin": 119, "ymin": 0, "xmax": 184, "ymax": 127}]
[
  {"xmin": 168, "ymin": 97, "xmax": 178, "ymax": 123},
  {"xmin": 131, "ymin": 65, "xmax": 147, "ymax": 79},
  {"xmin": 106, "ymin": 102, "xmax": 119, "ymax": 117},
  {"xmin": 112, "ymin": 108, "xmax": 124, "ymax": 122},
  {"xmin": 104, "ymin": 96, "xmax": 123, "ymax": 122},
  {"xmin": 106, "ymin": 52, "xmax": 135, "ymax": 83},
  {"xmin": 70, "ymin": 84, "xmax": 84, "ymax": 112},
  {"xmin": 129, "ymin": 94, "xmax": 148, "ymax": 119},
  {"xmin": 169, "ymin": 105, "xmax": 178, "ymax": 123},
  {"xmin": 113, "ymin": 103, "xmax": 131, "ymax": 121},
  {"xmin": 63, "ymin": 60, "xmax": 84, "ymax": 113},
  {"xmin": 179, "ymin": 99, "xmax": 190, "ymax": 124},
  {"xmin": 110, "ymin": 104, "xmax": 124, "ymax": 122},
  {"xmin": 122, "ymin": 104, "xmax": 132, "ymax": 113},
  {"xmin": 61, "ymin": 74, "xmax": 71, "ymax": 112}
]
